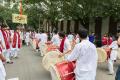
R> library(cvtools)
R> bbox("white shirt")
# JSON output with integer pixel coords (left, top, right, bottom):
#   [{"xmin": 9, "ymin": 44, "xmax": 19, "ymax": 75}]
[
  {"xmin": 35, "ymin": 33, "xmax": 41, "ymax": 40},
  {"xmin": 63, "ymin": 38, "xmax": 71, "ymax": 53},
  {"xmin": 109, "ymin": 41, "xmax": 118, "ymax": 60},
  {"xmin": 67, "ymin": 34, "xmax": 74, "ymax": 42},
  {"xmin": 75, "ymin": 38, "xmax": 80, "ymax": 44},
  {"xmin": 25, "ymin": 32, "xmax": 30, "ymax": 39},
  {"xmin": 0, "ymin": 50, "xmax": 6, "ymax": 79},
  {"xmin": 51, "ymin": 34, "xmax": 60, "ymax": 46},
  {"xmin": 25, "ymin": 32, "xmax": 30, "ymax": 42},
  {"xmin": 66, "ymin": 40, "xmax": 98, "ymax": 80},
  {"xmin": 40, "ymin": 33, "xmax": 48, "ymax": 43}
]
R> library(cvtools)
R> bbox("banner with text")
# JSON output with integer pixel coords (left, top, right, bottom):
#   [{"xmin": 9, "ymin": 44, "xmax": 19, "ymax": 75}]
[{"xmin": 12, "ymin": 14, "xmax": 27, "ymax": 24}]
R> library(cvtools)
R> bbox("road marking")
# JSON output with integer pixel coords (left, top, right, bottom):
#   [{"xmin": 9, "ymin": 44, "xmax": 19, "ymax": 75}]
[{"xmin": 8, "ymin": 77, "xmax": 19, "ymax": 80}]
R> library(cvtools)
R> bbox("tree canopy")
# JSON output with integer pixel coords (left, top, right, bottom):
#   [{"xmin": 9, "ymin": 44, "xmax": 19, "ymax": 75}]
[{"xmin": 1, "ymin": 0, "xmax": 120, "ymax": 29}]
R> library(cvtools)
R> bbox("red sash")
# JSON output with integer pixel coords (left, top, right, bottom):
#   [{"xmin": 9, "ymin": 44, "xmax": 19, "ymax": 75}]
[
  {"xmin": 1, "ymin": 30, "xmax": 10, "ymax": 49},
  {"xmin": 107, "ymin": 37, "xmax": 113, "ymax": 45},
  {"xmin": 59, "ymin": 37, "xmax": 66, "ymax": 53},
  {"xmin": 12, "ymin": 32, "xmax": 21, "ymax": 48},
  {"xmin": 102, "ymin": 37, "xmax": 107, "ymax": 45}
]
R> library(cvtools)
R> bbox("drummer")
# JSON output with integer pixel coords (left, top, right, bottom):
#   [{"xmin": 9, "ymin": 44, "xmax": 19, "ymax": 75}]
[
  {"xmin": 58, "ymin": 32, "xmax": 72, "ymax": 57},
  {"xmin": 66, "ymin": 28, "xmax": 98, "ymax": 80},
  {"xmin": 51, "ymin": 30, "xmax": 60, "ymax": 47},
  {"xmin": 108, "ymin": 36, "xmax": 120, "ymax": 75}
]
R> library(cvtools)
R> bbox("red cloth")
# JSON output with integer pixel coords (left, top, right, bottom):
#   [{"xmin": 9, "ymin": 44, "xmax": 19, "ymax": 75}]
[
  {"xmin": 107, "ymin": 37, "xmax": 113, "ymax": 45},
  {"xmin": 105, "ymin": 48, "xmax": 111, "ymax": 60},
  {"xmin": 59, "ymin": 37, "xmax": 66, "ymax": 53},
  {"xmin": 12, "ymin": 32, "xmax": 21, "ymax": 48},
  {"xmin": 6, "ymin": 30, "xmax": 11, "ymax": 42},
  {"xmin": 56, "ymin": 61, "xmax": 76, "ymax": 80},
  {"xmin": 1, "ymin": 30, "xmax": 10, "ymax": 49},
  {"xmin": 102, "ymin": 36, "xmax": 107, "ymax": 45}
]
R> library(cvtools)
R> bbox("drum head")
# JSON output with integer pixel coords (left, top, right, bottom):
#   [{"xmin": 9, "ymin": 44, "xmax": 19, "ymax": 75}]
[
  {"xmin": 49, "ymin": 65, "xmax": 61, "ymax": 80},
  {"xmin": 42, "ymin": 51, "xmax": 64, "ymax": 71},
  {"xmin": 97, "ymin": 48, "xmax": 107, "ymax": 62}
]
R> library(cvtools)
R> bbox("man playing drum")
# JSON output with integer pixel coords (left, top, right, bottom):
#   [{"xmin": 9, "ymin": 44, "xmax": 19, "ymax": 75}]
[
  {"xmin": 58, "ymin": 32, "xmax": 72, "ymax": 57},
  {"xmin": 51, "ymin": 30, "xmax": 60, "ymax": 47},
  {"xmin": 66, "ymin": 28, "xmax": 98, "ymax": 80}
]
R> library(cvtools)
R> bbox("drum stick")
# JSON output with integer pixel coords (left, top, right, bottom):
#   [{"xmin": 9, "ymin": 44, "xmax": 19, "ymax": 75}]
[{"xmin": 62, "ymin": 72, "xmax": 74, "ymax": 77}]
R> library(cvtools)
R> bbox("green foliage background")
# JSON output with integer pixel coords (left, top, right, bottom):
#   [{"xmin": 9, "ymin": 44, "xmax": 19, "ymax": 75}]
[{"xmin": 1, "ymin": 0, "xmax": 120, "ymax": 30}]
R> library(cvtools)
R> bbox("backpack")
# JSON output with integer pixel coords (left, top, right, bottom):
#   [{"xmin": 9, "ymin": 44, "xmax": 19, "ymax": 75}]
[{"xmin": 116, "ymin": 66, "xmax": 120, "ymax": 80}]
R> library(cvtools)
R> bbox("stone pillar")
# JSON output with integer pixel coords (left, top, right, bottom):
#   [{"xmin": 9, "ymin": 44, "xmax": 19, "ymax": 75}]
[
  {"xmin": 70, "ymin": 20, "xmax": 75, "ymax": 32},
  {"xmin": 89, "ymin": 18, "xmax": 95, "ymax": 34},
  {"xmin": 58, "ymin": 21, "xmax": 61, "ymax": 32},
  {"xmin": 63, "ymin": 20, "xmax": 67, "ymax": 33},
  {"xmin": 101, "ymin": 17, "xmax": 109, "ymax": 36}
]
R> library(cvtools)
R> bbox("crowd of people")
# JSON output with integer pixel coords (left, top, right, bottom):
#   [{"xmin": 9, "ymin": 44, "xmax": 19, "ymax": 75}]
[
  {"xmin": 0, "ymin": 24, "xmax": 120, "ymax": 80},
  {"xmin": 0, "ymin": 24, "xmax": 22, "ymax": 80},
  {"xmin": 24, "ymin": 27, "xmax": 120, "ymax": 80}
]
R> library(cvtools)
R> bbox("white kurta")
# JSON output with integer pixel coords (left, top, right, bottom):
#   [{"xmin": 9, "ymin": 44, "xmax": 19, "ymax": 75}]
[
  {"xmin": 40, "ymin": 33, "xmax": 48, "ymax": 43},
  {"xmin": 67, "ymin": 34, "xmax": 74, "ymax": 42},
  {"xmin": 25, "ymin": 32, "xmax": 30, "ymax": 43},
  {"xmin": 75, "ymin": 38, "xmax": 80, "ymax": 44},
  {"xmin": 0, "ymin": 52, "xmax": 6, "ymax": 80},
  {"xmin": 66, "ymin": 40, "xmax": 98, "ymax": 80},
  {"xmin": 51, "ymin": 34, "xmax": 60, "ymax": 46},
  {"xmin": 12, "ymin": 32, "xmax": 20, "ymax": 58},
  {"xmin": 109, "ymin": 41, "xmax": 118, "ymax": 60},
  {"xmin": 0, "ymin": 30, "xmax": 11, "ymax": 62},
  {"xmin": 35, "ymin": 33, "xmax": 40, "ymax": 40},
  {"xmin": 63, "ymin": 38, "xmax": 71, "ymax": 53}
]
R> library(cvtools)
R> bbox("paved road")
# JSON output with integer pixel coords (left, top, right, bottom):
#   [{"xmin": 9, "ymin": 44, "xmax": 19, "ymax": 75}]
[{"xmin": 5, "ymin": 46, "xmax": 120, "ymax": 80}]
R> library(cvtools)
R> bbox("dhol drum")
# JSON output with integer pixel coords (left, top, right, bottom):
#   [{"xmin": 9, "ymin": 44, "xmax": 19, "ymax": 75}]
[
  {"xmin": 97, "ymin": 48, "xmax": 107, "ymax": 62},
  {"xmin": 46, "ymin": 45, "xmax": 57, "ymax": 53},
  {"xmin": 42, "ymin": 51, "xmax": 64, "ymax": 71},
  {"xmin": 50, "ymin": 61, "xmax": 75, "ymax": 80}
]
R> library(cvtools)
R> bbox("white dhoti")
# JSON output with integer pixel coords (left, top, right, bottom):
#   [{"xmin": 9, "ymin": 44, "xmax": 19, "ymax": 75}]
[
  {"xmin": 25, "ymin": 37, "xmax": 30, "ymax": 46},
  {"xmin": 3, "ymin": 49, "xmax": 11, "ymax": 62},
  {"xmin": 108, "ymin": 50, "xmax": 117, "ymax": 74},
  {"xmin": 75, "ymin": 71, "xmax": 95, "ymax": 80},
  {"xmin": 0, "ymin": 60, "xmax": 6, "ymax": 80},
  {"xmin": 12, "ymin": 48, "xmax": 20, "ymax": 58},
  {"xmin": 39, "ymin": 42, "xmax": 46, "ymax": 56}
]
